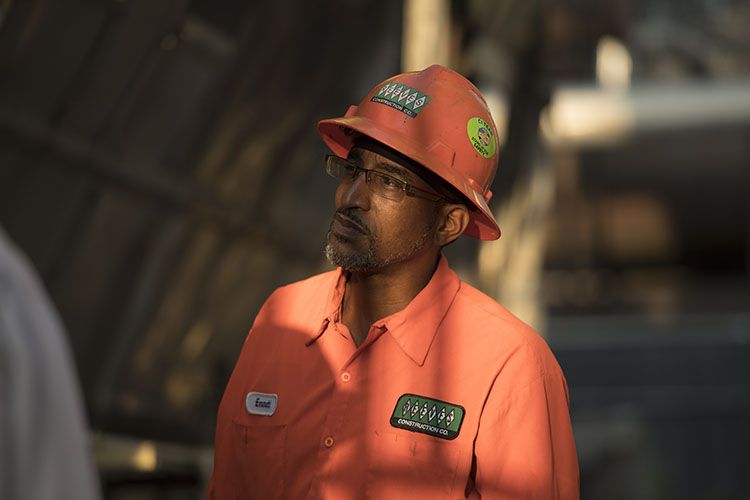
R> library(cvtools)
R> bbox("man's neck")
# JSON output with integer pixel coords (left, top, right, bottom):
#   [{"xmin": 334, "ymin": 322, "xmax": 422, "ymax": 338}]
[{"xmin": 341, "ymin": 251, "xmax": 441, "ymax": 346}]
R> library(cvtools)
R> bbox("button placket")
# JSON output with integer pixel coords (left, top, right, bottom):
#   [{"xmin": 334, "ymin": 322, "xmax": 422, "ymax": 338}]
[{"xmin": 316, "ymin": 340, "xmax": 358, "ymax": 458}]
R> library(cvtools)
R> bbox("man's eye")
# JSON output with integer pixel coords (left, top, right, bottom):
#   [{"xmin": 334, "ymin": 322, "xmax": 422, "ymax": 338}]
[{"xmin": 378, "ymin": 175, "xmax": 402, "ymax": 189}]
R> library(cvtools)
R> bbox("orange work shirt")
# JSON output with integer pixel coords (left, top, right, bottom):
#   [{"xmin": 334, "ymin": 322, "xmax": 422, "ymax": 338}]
[{"xmin": 208, "ymin": 256, "xmax": 579, "ymax": 499}]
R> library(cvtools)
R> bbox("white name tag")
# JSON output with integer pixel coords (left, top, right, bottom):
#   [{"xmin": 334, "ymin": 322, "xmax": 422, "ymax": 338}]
[{"xmin": 245, "ymin": 392, "xmax": 278, "ymax": 416}]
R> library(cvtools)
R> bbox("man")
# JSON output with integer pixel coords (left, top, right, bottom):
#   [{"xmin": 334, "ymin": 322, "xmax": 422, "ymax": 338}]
[{"xmin": 208, "ymin": 64, "xmax": 579, "ymax": 499}]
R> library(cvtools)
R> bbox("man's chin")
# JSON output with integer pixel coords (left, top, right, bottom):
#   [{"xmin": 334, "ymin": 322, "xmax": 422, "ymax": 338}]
[{"xmin": 324, "ymin": 240, "xmax": 377, "ymax": 273}]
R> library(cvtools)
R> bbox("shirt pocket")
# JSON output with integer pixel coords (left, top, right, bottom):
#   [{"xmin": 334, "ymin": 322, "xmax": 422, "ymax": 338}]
[
  {"xmin": 365, "ymin": 430, "xmax": 461, "ymax": 499},
  {"xmin": 230, "ymin": 418, "xmax": 287, "ymax": 500}
]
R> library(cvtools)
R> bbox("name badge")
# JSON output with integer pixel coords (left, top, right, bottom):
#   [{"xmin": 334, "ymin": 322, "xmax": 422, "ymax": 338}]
[{"xmin": 245, "ymin": 392, "xmax": 278, "ymax": 416}]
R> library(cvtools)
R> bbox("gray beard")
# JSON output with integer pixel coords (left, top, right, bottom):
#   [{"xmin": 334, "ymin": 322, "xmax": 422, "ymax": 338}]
[{"xmin": 324, "ymin": 221, "xmax": 435, "ymax": 273}]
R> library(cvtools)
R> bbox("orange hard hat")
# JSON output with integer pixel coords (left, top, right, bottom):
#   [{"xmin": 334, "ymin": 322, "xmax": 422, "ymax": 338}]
[{"xmin": 318, "ymin": 64, "xmax": 501, "ymax": 240}]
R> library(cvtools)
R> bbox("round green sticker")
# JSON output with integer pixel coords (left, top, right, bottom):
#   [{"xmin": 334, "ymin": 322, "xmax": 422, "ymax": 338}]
[{"xmin": 466, "ymin": 117, "xmax": 496, "ymax": 158}]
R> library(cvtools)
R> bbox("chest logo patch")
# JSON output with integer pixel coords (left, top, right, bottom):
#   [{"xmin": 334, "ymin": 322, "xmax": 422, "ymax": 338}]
[
  {"xmin": 390, "ymin": 393, "xmax": 465, "ymax": 440},
  {"xmin": 245, "ymin": 392, "xmax": 277, "ymax": 416}
]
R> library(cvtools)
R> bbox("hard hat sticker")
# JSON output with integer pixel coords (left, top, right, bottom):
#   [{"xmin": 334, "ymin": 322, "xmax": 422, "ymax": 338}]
[
  {"xmin": 371, "ymin": 81, "xmax": 431, "ymax": 118},
  {"xmin": 467, "ymin": 117, "xmax": 496, "ymax": 158}
]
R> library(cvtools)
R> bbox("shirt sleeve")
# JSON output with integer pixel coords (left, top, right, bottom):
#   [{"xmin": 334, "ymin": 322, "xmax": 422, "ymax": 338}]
[
  {"xmin": 472, "ymin": 342, "xmax": 579, "ymax": 499},
  {"xmin": 205, "ymin": 288, "xmax": 280, "ymax": 500}
]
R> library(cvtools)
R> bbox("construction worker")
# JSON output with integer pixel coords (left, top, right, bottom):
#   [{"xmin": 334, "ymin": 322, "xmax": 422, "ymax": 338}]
[{"xmin": 208, "ymin": 65, "xmax": 579, "ymax": 499}]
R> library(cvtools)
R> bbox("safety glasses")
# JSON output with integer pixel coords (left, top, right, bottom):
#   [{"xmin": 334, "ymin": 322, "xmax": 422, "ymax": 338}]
[{"xmin": 325, "ymin": 155, "xmax": 445, "ymax": 203}]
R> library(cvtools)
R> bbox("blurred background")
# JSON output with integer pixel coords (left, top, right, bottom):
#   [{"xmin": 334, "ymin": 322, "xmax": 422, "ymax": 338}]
[{"xmin": 0, "ymin": 0, "xmax": 748, "ymax": 498}]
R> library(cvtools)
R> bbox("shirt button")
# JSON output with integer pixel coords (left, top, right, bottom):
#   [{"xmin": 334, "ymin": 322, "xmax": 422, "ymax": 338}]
[
  {"xmin": 324, "ymin": 436, "xmax": 335, "ymax": 448},
  {"xmin": 340, "ymin": 372, "xmax": 351, "ymax": 383}
]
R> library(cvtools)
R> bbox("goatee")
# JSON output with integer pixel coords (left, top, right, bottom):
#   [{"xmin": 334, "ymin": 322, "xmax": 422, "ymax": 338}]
[{"xmin": 324, "ymin": 214, "xmax": 437, "ymax": 272}]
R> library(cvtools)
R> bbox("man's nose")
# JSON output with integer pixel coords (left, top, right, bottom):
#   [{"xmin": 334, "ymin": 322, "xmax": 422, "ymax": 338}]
[{"xmin": 339, "ymin": 171, "xmax": 370, "ymax": 209}]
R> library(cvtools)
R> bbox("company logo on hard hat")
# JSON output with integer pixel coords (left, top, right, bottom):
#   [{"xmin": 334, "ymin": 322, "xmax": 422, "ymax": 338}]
[
  {"xmin": 477, "ymin": 127, "xmax": 491, "ymax": 147},
  {"xmin": 467, "ymin": 117, "xmax": 496, "ymax": 158},
  {"xmin": 371, "ymin": 81, "xmax": 431, "ymax": 118}
]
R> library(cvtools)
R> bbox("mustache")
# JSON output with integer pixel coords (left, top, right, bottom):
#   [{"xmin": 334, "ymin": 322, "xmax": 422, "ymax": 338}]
[{"xmin": 334, "ymin": 208, "xmax": 370, "ymax": 235}]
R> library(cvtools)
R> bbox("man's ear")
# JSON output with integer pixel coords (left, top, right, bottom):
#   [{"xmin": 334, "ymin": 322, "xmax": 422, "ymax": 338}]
[{"xmin": 435, "ymin": 204, "xmax": 470, "ymax": 246}]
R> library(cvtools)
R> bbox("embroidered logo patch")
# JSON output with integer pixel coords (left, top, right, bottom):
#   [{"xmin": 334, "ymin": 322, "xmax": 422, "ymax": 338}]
[
  {"xmin": 371, "ymin": 81, "xmax": 431, "ymax": 118},
  {"xmin": 245, "ymin": 392, "xmax": 277, "ymax": 416},
  {"xmin": 390, "ymin": 393, "xmax": 465, "ymax": 440}
]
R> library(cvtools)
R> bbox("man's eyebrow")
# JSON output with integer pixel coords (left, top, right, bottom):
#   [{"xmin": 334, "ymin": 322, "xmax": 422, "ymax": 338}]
[
  {"xmin": 348, "ymin": 149, "xmax": 414, "ymax": 180},
  {"xmin": 376, "ymin": 161, "xmax": 413, "ymax": 180}
]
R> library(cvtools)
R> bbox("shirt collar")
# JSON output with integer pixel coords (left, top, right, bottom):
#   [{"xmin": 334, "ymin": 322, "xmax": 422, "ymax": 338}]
[
  {"xmin": 376, "ymin": 255, "xmax": 460, "ymax": 366},
  {"xmin": 308, "ymin": 255, "xmax": 460, "ymax": 367},
  {"xmin": 306, "ymin": 267, "xmax": 349, "ymax": 345}
]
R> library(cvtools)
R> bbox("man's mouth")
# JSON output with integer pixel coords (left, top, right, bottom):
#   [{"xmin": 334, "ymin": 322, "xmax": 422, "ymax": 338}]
[{"xmin": 333, "ymin": 211, "xmax": 368, "ymax": 235}]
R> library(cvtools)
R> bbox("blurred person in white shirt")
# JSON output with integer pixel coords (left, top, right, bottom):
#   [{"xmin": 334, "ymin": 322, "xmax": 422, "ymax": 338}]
[{"xmin": 0, "ymin": 226, "xmax": 101, "ymax": 500}]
